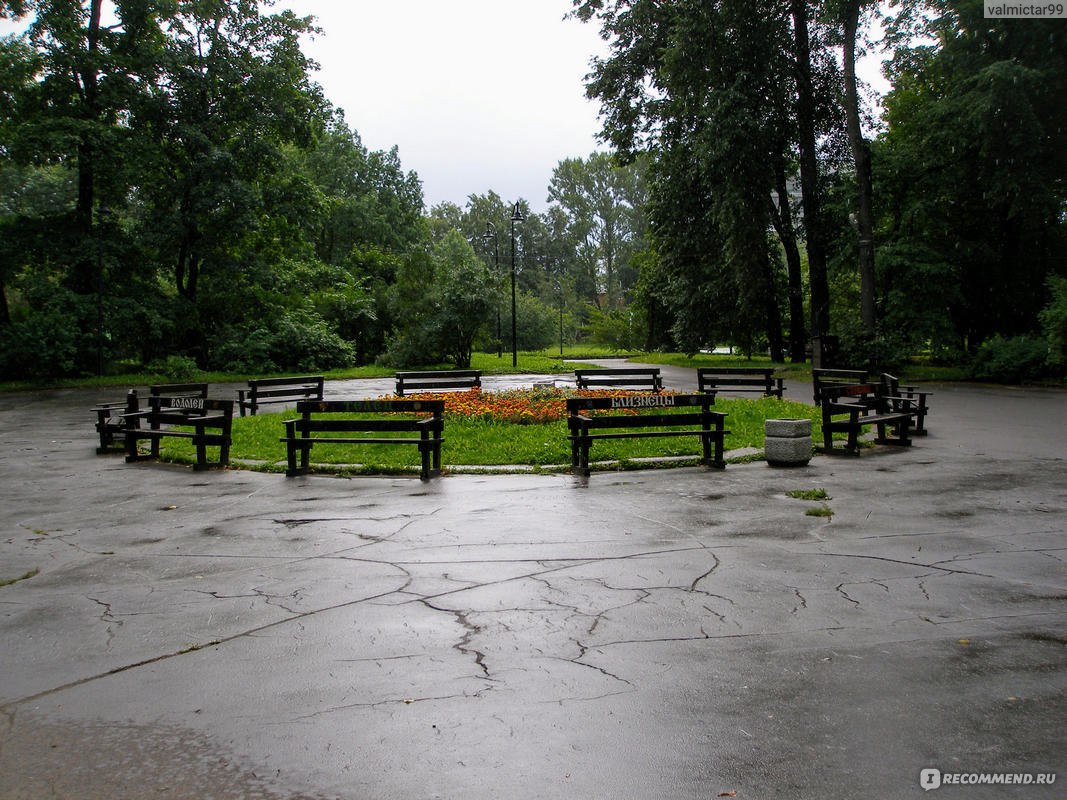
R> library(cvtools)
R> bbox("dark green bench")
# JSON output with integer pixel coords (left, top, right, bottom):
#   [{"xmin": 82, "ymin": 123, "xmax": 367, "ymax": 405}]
[
  {"xmin": 281, "ymin": 399, "xmax": 445, "ymax": 480},
  {"xmin": 817, "ymin": 383, "xmax": 912, "ymax": 456},
  {"xmin": 123, "ymin": 394, "xmax": 233, "ymax": 470},
  {"xmin": 394, "ymin": 370, "xmax": 481, "ymax": 397},
  {"xmin": 237, "ymin": 375, "xmax": 324, "ymax": 416},
  {"xmin": 567, "ymin": 393, "xmax": 727, "ymax": 477},
  {"xmin": 93, "ymin": 383, "xmax": 209, "ymax": 454},
  {"xmin": 574, "ymin": 368, "xmax": 663, "ymax": 393},
  {"xmin": 697, "ymin": 367, "xmax": 783, "ymax": 399}
]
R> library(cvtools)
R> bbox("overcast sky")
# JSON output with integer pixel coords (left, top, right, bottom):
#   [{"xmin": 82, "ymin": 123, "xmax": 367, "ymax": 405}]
[
  {"xmin": 2, "ymin": 1, "xmax": 890, "ymax": 213},
  {"xmin": 281, "ymin": 0, "xmax": 608, "ymax": 212},
  {"xmin": 281, "ymin": 0, "xmax": 889, "ymax": 213}
]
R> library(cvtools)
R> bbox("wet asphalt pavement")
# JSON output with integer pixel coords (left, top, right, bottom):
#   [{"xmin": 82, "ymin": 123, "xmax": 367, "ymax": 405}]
[{"xmin": 0, "ymin": 370, "xmax": 1064, "ymax": 799}]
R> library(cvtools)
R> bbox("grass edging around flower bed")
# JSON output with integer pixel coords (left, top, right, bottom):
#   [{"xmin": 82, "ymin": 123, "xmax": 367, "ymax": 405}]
[{"xmin": 154, "ymin": 389, "xmax": 823, "ymax": 475}]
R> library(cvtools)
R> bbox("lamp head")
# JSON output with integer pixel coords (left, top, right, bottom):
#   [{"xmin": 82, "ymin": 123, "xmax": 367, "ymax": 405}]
[{"xmin": 510, "ymin": 203, "xmax": 525, "ymax": 223}]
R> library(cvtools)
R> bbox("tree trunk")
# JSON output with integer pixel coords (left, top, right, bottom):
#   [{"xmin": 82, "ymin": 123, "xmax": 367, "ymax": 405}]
[
  {"xmin": 790, "ymin": 0, "xmax": 832, "ymax": 342},
  {"xmin": 770, "ymin": 162, "xmax": 808, "ymax": 362},
  {"xmin": 842, "ymin": 0, "xmax": 877, "ymax": 332},
  {"xmin": 762, "ymin": 257, "xmax": 786, "ymax": 363},
  {"xmin": 0, "ymin": 280, "xmax": 10, "ymax": 326}
]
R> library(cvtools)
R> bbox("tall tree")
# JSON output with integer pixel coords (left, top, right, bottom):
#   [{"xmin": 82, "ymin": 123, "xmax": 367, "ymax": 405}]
[
  {"xmin": 574, "ymin": 0, "xmax": 793, "ymax": 358},
  {"xmin": 877, "ymin": 0, "xmax": 1067, "ymax": 350},
  {"xmin": 547, "ymin": 152, "xmax": 648, "ymax": 309},
  {"xmin": 790, "ymin": 0, "xmax": 833, "ymax": 341},
  {"xmin": 837, "ymin": 0, "xmax": 878, "ymax": 332}
]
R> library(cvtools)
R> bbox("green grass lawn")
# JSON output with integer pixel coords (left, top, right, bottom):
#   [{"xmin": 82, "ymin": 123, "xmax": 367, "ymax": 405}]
[{"xmin": 158, "ymin": 395, "xmax": 822, "ymax": 474}]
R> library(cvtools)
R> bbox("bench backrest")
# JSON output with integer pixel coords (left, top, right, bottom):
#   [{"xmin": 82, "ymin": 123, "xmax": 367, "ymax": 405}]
[
  {"xmin": 240, "ymin": 375, "xmax": 324, "ymax": 415},
  {"xmin": 697, "ymin": 367, "xmax": 781, "ymax": 396},
  {"xmin": 566, "ymin": 393, "xmax": 712, "ymax": 413},
  {"xmin": 150, "ymin": 382, "xmax": 209, "ymax": 399},
  {"xmin": 394, "ymin": 370, "xmax": 481, "ymax": 396},
  {"xmin": 249, "ymin": 375, "xmax": 324, "ymax": 394},
  {"xmin": 812, "ymin": 368, "xmax": 869, "ymax": 405},
  {"xmin": 574, "ymin": 368, "xmax": 663, "ymax": 391},
  {"xmin": 144, "ymin": 395, "xmax": 234, "ymax": 426},
  {"xmin": 295, "ymin": 399, "xmax": 445, "ymax": 416}
]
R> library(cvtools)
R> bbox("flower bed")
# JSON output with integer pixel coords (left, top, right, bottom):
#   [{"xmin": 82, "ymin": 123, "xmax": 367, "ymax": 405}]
[{"xmin": 389, "ymin": 387, "xmax": 655, "ymax": 424}]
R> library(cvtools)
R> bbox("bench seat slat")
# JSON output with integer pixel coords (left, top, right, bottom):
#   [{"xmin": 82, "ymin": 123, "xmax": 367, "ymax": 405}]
[
  {"xmin": 281, "ymin": 437, "xmax": 442, "ymax": 446},
  {"xmin": 571, "ymin": 429, "xmax": 730, "ymax": 441},
  {"xmin": 574, "ymin": 412, "xmax": 710, "ymax": 429},
  {"xmin": 290, "ymin": 419, "xmax": 439, "ymax": 433}
]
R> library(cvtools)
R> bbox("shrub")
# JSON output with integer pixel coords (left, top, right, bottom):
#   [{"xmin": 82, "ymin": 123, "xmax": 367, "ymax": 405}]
[
  {"xmin": 586, "ymin": 306, "xmax": 646, "ymax": 352},
  {"xmin": 209, "ymin": 326, "xmax": 278, "ymax": 373},
  {"xmin": 0, "ymin": 279, "xmax": 98, "ymax": 380},
  {"xmin": 147, "ymin": 355, "xmax": 202, "ymax": 381},
  {"xmin": 967, "ymin": 335, "xmax": 1049, "ymax": 383},
  {"xmin": 832, "ymin": 317, "xmax": 911, "ymax": 372},
  {"xmin": 1040, "ymin": 275, "xmax": 1067, "ymax": 372},
  {"xmin": 269, "ymin": 310, "xmax": 356, "ymax": 372}
]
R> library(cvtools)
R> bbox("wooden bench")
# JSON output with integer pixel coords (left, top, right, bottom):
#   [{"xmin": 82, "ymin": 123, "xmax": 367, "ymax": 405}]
[
  {"xmin": 812, "ymin": 368, "xmax": 869, "ymax": 406},
  {"xmin": 817, "ymin": 383, "xmax": 912, "ymax": 456},
  {"xmin": 574, "ymin": 367, "xmax": 663, "ymax": 393},
  {"xmin": 567, "ymin": 394, "xmax": 728, "ymax": 477},
  {"xmin": 394, "ymin": 370, "xmax": 481, "ymax": 397},
  {"xmin": 238, "ymin": 375, "xmax": 324, "ymax": 416},
  {"xmin": 281, "ymin": 399, "xmax": 445, "ymax": 480},
  {"xmin": 697, "ymin": 367, "xmax": 783, "ymax": 399},
  {"xmin": 880, "ymin": 372, "xmax": 930, "ymax": 435},
  {"xmin": 93, "ymin": 383, "xmax": 209, "ymax": 454},
  {"xmin": 123, "ymin": 394, "xmax": 234, "ymax": 470}
]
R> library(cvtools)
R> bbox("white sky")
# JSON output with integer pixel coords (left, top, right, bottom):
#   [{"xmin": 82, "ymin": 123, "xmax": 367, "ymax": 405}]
[
  {"xmin": 282, "ymin": 0, "xmax": 890, "ymax": 212},
  {"xmin": 279, "ymin": 0, "xmax": 608, "ymax": 212}
]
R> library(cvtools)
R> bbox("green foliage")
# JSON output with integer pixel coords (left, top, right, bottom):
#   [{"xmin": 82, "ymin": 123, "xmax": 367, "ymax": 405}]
[
  {"xmin": 585, "ymin": 306, "xmax": 647, "ymax": 352},
  {"xmin": 787, "ymin": 488, "xmax": 830, "ymax": 501},
  {"xmin": 384, "ymin": 231, "xmax": 493, "ymax": 368},
  {"xmin": 547, "ymin": 153, "xmax": 648, "ymax": 307},
  {"xmin": 0, "ymin": 277, "xmax": 96, "ymax": 379},
  {"xmin": 503, "ymin": 291, "xmax": 561, "ymax": 352},
  {"xmin": 147, "ymin": 355, "xmax": 201, "ymax": 382},
  {"xmin": 877, "ymin": 3, "xmax": 1067, "ymax": 347},
  {"xmin": 966, "ymin": 335, "xmax": 1050, "ymax": 384},
  {"xmin": 1040, "ymin": 275, "xmax": 1067, "ymax": 372},
  {"xmin": 833, "ymin": 316, "xmax": 912, "ymax": 373}
]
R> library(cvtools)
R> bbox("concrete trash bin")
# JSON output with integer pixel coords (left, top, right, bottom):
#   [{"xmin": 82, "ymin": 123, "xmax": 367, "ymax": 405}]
[{"xmin": 764, "ymin": 418, "xmax": 812, "ymax": 467}]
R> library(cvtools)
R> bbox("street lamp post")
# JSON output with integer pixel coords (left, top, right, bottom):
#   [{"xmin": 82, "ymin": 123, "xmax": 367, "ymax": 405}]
[
  {"xmin": 481, "ymin": 222, "xmax": 501, "ymax": 357},
  {"xmin": 509, "ymin": 202, "xmax": 525, "ymax": 367},
  {"xmin": 555, "ymin": 280, "xmax": 564, "ymax": 357}
]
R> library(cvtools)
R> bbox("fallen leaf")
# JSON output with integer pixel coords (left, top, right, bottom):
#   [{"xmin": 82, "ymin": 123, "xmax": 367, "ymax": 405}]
[
  {"xmin": 958, "ymin": 639, "xmax": 970, "ymax": 646},
  {"xmin": 719, "ymin": 792, "xmax": 737, "ymax": 797}
]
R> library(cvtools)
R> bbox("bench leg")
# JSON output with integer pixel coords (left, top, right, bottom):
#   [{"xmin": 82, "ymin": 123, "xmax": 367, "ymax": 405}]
[
  {"xmin": 418, "ymin": 432, "xmax": 431, "ymax": 481},
  {"xmin": 285, "ymin": 442, "xmax": 310, "ymax": 477},
  {"xmin": 577, "ymin": 434, "xmax": 591, "ymax": 477}
]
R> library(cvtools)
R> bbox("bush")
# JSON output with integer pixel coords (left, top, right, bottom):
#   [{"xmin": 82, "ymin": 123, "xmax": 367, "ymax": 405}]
[
  {"xmin": 833, "ymin": 317, "xmax": 911, "ymax": 372},
  {"xmin": 0, "ymin": 279, "xmax": 98, "ymax": 380},
  {"xmin": 268, "ymin": 310, "xmax": 356, "ymax": 372},
  {"xmin": 967, "ymin": 335, "xmax": 1050, "ymax": 383},
  {"xmin": 209, "ymin": 326, "xmax": 278, "ymax": 373},
  {"xmin": 1040, "ymin": 275, "xmax": 1067, "ymax": 372},
  {"xmin": 585, "ymin": 306, "xmax": 646, "ymax": 352},
  {"xmin": 147, "ymin": 355, "xmax": 202, "ymax": 381},
  {"xmin": 207, "ymin": 311, "xmax": 355, "ymax": 374}
]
